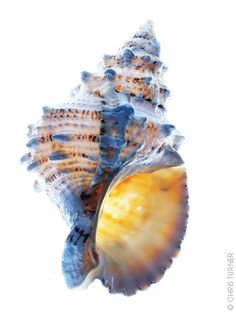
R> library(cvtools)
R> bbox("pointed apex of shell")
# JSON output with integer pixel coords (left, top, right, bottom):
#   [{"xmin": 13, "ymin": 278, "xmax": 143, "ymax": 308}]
[
  {"xmin": 135, "ymin": 20, "xmax": 155, "ymax": 38},
  {"xmin": 122, "ymin": 20, "xmax": 161, "ymax": 57}
]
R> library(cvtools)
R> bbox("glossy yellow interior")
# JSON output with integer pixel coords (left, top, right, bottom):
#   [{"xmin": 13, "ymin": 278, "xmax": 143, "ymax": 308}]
[{"xmin": 96, "ymin": 166, "xmax": 186, "ymax": 269}]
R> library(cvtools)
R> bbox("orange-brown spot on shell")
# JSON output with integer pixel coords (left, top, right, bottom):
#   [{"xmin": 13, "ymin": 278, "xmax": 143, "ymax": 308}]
[{"xmin": 95, "ymin": 90, "xmax": 101, "ymax": 97}]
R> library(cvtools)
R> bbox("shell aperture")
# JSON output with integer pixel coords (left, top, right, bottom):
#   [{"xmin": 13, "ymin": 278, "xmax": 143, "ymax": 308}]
[{"xmin": 21, "ymin": 20, "xmax": 189, "ymax": 296}]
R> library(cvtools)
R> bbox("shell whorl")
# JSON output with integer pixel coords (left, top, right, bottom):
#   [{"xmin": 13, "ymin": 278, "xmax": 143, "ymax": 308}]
[{"xmin": 21, "ymin": 21, "xmax": 188, "ymax": 295}]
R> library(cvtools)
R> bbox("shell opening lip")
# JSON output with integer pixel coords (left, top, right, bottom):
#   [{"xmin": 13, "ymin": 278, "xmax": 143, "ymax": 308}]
[{"xmin": 89, "ymin": 154, "xmax": 188, "ymax": 295}]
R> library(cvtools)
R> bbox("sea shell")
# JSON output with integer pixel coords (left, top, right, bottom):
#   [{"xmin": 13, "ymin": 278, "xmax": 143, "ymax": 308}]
[{"xmin": 21, "ymin": 21, "xmax": 189, "ymax": 296}]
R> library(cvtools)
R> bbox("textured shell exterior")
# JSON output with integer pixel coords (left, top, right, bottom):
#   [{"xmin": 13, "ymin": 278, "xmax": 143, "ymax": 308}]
[{"xmin": 21, "ymin": 21, "xmax": 188, "ymax": 295}]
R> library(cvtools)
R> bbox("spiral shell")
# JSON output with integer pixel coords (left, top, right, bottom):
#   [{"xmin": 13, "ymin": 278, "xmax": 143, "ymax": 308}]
[{"xmin": 21, "ymin": 21, "xmax": 189, "ymax": 295}]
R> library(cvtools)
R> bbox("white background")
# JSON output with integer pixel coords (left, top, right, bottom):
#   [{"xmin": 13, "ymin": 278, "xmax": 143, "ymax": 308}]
[{"xmin": 0, "ymin": 0, "xmax": 235, "ymax": 313}]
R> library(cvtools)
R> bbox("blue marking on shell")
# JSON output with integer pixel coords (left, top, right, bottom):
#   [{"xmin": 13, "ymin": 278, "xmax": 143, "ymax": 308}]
[
  {"xmin": 151, "ymin": 98, "xmax": 160, "ymax": 106},
  {"xmin": 27, "ymin": 161, "xmax": 39, "ymax": 171},
  {"xmin": 81, "ymin": 71, "xmax": 92, "ymax": 83},
  {"xmin": 104, "ymin": 68, "xmax": 116, "ymax": 81},
  {"xmin": 159, "ymin": 124, "xmax": 175, "ymax": 136},
  {"xmin": 52, "ymin": 133, "xmax": 72, "ymax": 142},
  {"xmin": 42, "ymin": 106, "xmax": 52, "ymax": 113},
  {"xmin": 100, "ymin": 136, "xmax": 126, "ymax": 149},
  {"xmin": 92, "ymin": 103, "xmax": 134, "ymax": 184},
  {"xmin": 149, "ymin": 39, "xmax": 160, "ymax": 57},
  {"xmin": 20, "ymin": 153, "xmax": 30, "ymax": 163},
  {"xmin": 62, "ymin": 215, "xmax": 95, "ymax": 288},
  {"xmin": 160, "ymin": 88, "xmax": 170, "ymax": 98},
  {"xmin": 49, "ymin": 152, "xmax": 69, "ymax": 161},
  {"xmin": 62, "ymin": 244, "xmax": 85, "ymax": 288},
  {"xmin": 144, "ymin": 55, "xmax": 151, "ymax": 62},
  {"xmin": 123, "ymin": 49, "xmax": 134, "ymax": 66},
  {"xmin": 134, "ymin": 94, "xmax": 144, "ymax": 102},
  {"xmin": 156, "ymin": 61, "xmax": 163, "ymax": 69},
  {"xmin": 26, "ymin": 137, "xmax": 38, "ymax": 148},
  {"xmin": 142, "ymin": 77, "xmax": 152, "ymax": 85}
]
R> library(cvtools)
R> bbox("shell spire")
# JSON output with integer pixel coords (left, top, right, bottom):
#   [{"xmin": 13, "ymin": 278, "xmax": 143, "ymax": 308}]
[
  {"xmin": 21, "ymin": 21, "xmax": 189, "ymax": 296},
  {"xmin": 122, "ymin": 20, "xmax": 160, "ymax": 57}
]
